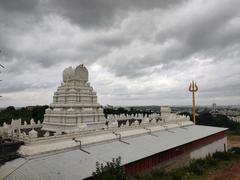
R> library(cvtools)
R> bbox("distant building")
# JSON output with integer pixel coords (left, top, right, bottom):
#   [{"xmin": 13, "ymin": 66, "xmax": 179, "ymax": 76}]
[
  {"xmin": 212, "ymin": 103, "xmax": 217, "ymax": 112},
  {"xmin": 26, "ymin": 106, "xmax": 35, "ymax": 110},
  {"xmin": 210, "ymin": 103, "xmax": 219, "ymax": 117},
  {"xmin": 229, "ymin": 116, "xmax": 240, "ymax": 122},
  {"xmin": 105, "ymin": 104, "xmax": 114, "ymax": 109}
]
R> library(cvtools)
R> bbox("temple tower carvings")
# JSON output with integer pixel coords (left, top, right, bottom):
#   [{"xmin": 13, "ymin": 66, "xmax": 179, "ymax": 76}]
[{"xmin": 42, "ymin": 64, "xmax": 106, "ymax": 133}]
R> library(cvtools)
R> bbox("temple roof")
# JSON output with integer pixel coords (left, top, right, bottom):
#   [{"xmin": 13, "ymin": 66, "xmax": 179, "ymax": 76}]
[{"xmin": 0, "ymin": 125, "xmax": 227, "ymax": 180}]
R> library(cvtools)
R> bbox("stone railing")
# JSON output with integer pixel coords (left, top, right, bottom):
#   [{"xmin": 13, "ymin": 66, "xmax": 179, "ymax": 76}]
[
  {"xmin": 0, "ymin": 113, "xmax": 192, "ymax": 145},
  {"xmin": 0, "ymin": 118, "xmax": 42, "ymax": 138},
  {"xmin": 106, "ymin": 113, "xmax": 190, "ymax": 124}
]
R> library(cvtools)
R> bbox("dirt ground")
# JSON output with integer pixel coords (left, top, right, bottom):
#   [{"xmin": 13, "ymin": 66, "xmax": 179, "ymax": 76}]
[
  {"xmin": 206, "ymin": 162, "xmax": 240, "ymax": 180},
  {"xmin": 227, "ymin": 134, "xmax": 240, "ymax": 148},
  {"xmin": 204, "ymin": 133, "xmax": 240, "ymax": 180}
]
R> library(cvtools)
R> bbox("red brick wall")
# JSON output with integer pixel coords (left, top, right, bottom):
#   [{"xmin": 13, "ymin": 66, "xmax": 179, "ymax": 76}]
[{"xmin": 124, "ymin": 130, "xmax": 227, "ymax": 176}]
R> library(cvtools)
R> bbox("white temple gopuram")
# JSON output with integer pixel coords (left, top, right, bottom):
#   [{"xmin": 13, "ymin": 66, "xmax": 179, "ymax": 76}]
[{"xmin": 42, "ymin": 64, "xmax": 106, "ymax": 133}]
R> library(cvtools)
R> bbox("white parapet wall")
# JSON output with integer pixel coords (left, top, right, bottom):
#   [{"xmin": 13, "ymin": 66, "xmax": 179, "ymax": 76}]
[
  {"xmin": 190, "ymin": 137, "xmax": 227, "ymax": 159},
  {"xmin": 17, "ymin": 121, "xmax": 192, "ymax": 156}
]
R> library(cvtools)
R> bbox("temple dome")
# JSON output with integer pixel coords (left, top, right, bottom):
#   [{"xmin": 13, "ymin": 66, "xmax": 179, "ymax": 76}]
[
  {"xmin": 62, "ymin": 64, "xmax": 88, "ymax": 82},
  {"xmin": 63, "ymin": 67, "xmax": 75, "ymax": 82},
  {"xmin": 75, "ymin": 64, "xmax": 88, "ymax": 82}
]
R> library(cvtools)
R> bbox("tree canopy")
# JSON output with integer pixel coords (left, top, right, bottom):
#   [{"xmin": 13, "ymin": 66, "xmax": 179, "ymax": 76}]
[
  {"xmin": 92, "ymin": 157, "xmax": 127, "ymax": 180},
  {"xmin": 0, "ymin": 105, "xmax": 48, "ymax": 126}
]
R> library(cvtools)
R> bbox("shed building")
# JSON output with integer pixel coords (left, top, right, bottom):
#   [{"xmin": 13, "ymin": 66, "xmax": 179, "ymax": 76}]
[{"xmin": 0, "ymin": 125, "xmax": 227, "ymax": 179}]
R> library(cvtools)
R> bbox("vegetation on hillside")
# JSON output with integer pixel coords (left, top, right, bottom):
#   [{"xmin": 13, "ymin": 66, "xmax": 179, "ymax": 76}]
[
  {"xmin": 0, "ymin": 105, "xmax": 48, "ymax": 126},
  {"xmin": 179, "ymin": 111, "xmax": 240, "ymax": 133},
  {"xmin": 197, "ymin": 112, "xmax": 240, "ymax": 133},
  {"xmin": 136, "ymin": 151, "xmax": 240, "ymax": 180}
]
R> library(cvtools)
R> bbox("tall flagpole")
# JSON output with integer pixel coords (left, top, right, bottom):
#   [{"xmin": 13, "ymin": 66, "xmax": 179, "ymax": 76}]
[{"xmin": 189, "ymin": 81, "xmax": 198, "ymax": 124}]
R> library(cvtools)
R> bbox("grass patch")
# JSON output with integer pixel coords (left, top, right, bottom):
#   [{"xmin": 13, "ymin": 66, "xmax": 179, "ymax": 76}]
[{"xmin": 227, "ymin": 132, "xmax": 240, "ymax": 141}]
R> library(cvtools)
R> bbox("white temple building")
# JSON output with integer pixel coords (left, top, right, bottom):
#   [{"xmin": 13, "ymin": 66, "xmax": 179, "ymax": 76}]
[
  {"xmin": 0, "ymin": 64, "xmax": 228, "ymax": 180},
  {"xmin": 42, "ymin": 64, "xmax": 105, "ymax": 133}
]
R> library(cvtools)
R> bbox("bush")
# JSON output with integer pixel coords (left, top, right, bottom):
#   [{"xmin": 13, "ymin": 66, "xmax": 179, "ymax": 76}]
[
  {"xmin": 212, "ymin": 151, "xmax": 232, "ymax": 161},
  {"xmin": 229, "ymin": 147, "xmax": 240, "ymax": 155},
  {"xmin": 92, "ymin": 157, "xmax": 127, "ymax": 180},
  {"xmin": 204, "ymin": 155, "xmax": 217, "ymax": 166},
  {"xmin": 151, "ymin": 168, "xmax": 166, "ymax": 177},
  {"xmin": 170, "ymin": 168, "xmax": 189, "ymax": 180},
  {"xmin": 188, "ymin": 161, "xmax": 204, "ymax": 175}
]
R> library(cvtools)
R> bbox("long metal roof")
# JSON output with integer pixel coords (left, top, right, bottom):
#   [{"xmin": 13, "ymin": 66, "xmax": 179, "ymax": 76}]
[{"xmin": 0, "ymin": 125, "xmax": 227, "ymax": 180}]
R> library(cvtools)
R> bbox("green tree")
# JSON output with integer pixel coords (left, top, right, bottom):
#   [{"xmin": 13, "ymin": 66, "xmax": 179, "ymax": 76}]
[
  {"xmin": 92, "ymin": 157, "xmax": 127, "ymax": 180},
  {"xmin": 0, "ymin": 105, "xmax": 48, "ymax": 125},
  {"xmin": 0, "ymin": 106, "xmax": 18, "ymax": 125},
  {"xmin": 196, "ymin": 112, "xmax": 240, "ymax": 133},
  {"xmin": 31, "ymin": 105, "xmax": 48, "ymax": 123}
]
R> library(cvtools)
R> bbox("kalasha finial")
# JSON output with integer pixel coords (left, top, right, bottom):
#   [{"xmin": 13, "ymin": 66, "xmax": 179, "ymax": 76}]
[{"xmin": 189, "ymin": 81, "xmax": 198, "ymax": 124}]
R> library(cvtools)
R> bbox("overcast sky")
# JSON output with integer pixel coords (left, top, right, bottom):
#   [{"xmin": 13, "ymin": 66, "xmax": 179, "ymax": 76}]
[{"xmin": 0, "ymin": 0, "xmax": 240, "ymax": 107}]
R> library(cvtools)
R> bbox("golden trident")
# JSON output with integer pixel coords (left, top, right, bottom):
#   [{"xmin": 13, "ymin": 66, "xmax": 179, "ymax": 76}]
[{"xmin": 189, "ymin": 81, "xmax": 198, "ymax": 124}]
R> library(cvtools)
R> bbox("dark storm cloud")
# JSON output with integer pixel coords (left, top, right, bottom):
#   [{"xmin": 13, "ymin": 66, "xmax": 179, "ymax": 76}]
[
  {"xmin": 0, "ymin": 0, "xmax": 39, "ymax": 13},
  {"xmin": 0, "ymin": 82, "xmax": 30, "ymax": 93},
  {"xmin": 95, "ymin": 35, "xmax": 130, "ymax": 48},
  {"xmin": 0, "ymin": 0, "xmax": 46, "ymax": 72},
  {"xmin": 0, "ymin": 0, "xmax": 240, "ymax": 106},
  {"xmin": 0, "ymin": 0, "xmax": 45, "ymax": 27},
  {"xmin": 0, "ymin": 0, "xmax": 186, "ymax": 77},
  {"xmin": 100, "ymin": 0, "xmax": 240, "ymax": 79},
  {"xmin": 155, "ymin": 0, "xmax": 240, "ymax": 61},
  {"xmin": 0, "ymin": 80, "xmax": 55, "ymax": 93},
  {"xmin": 53, "ymin": 0, "xmax": 186, "ymax": 28}
]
